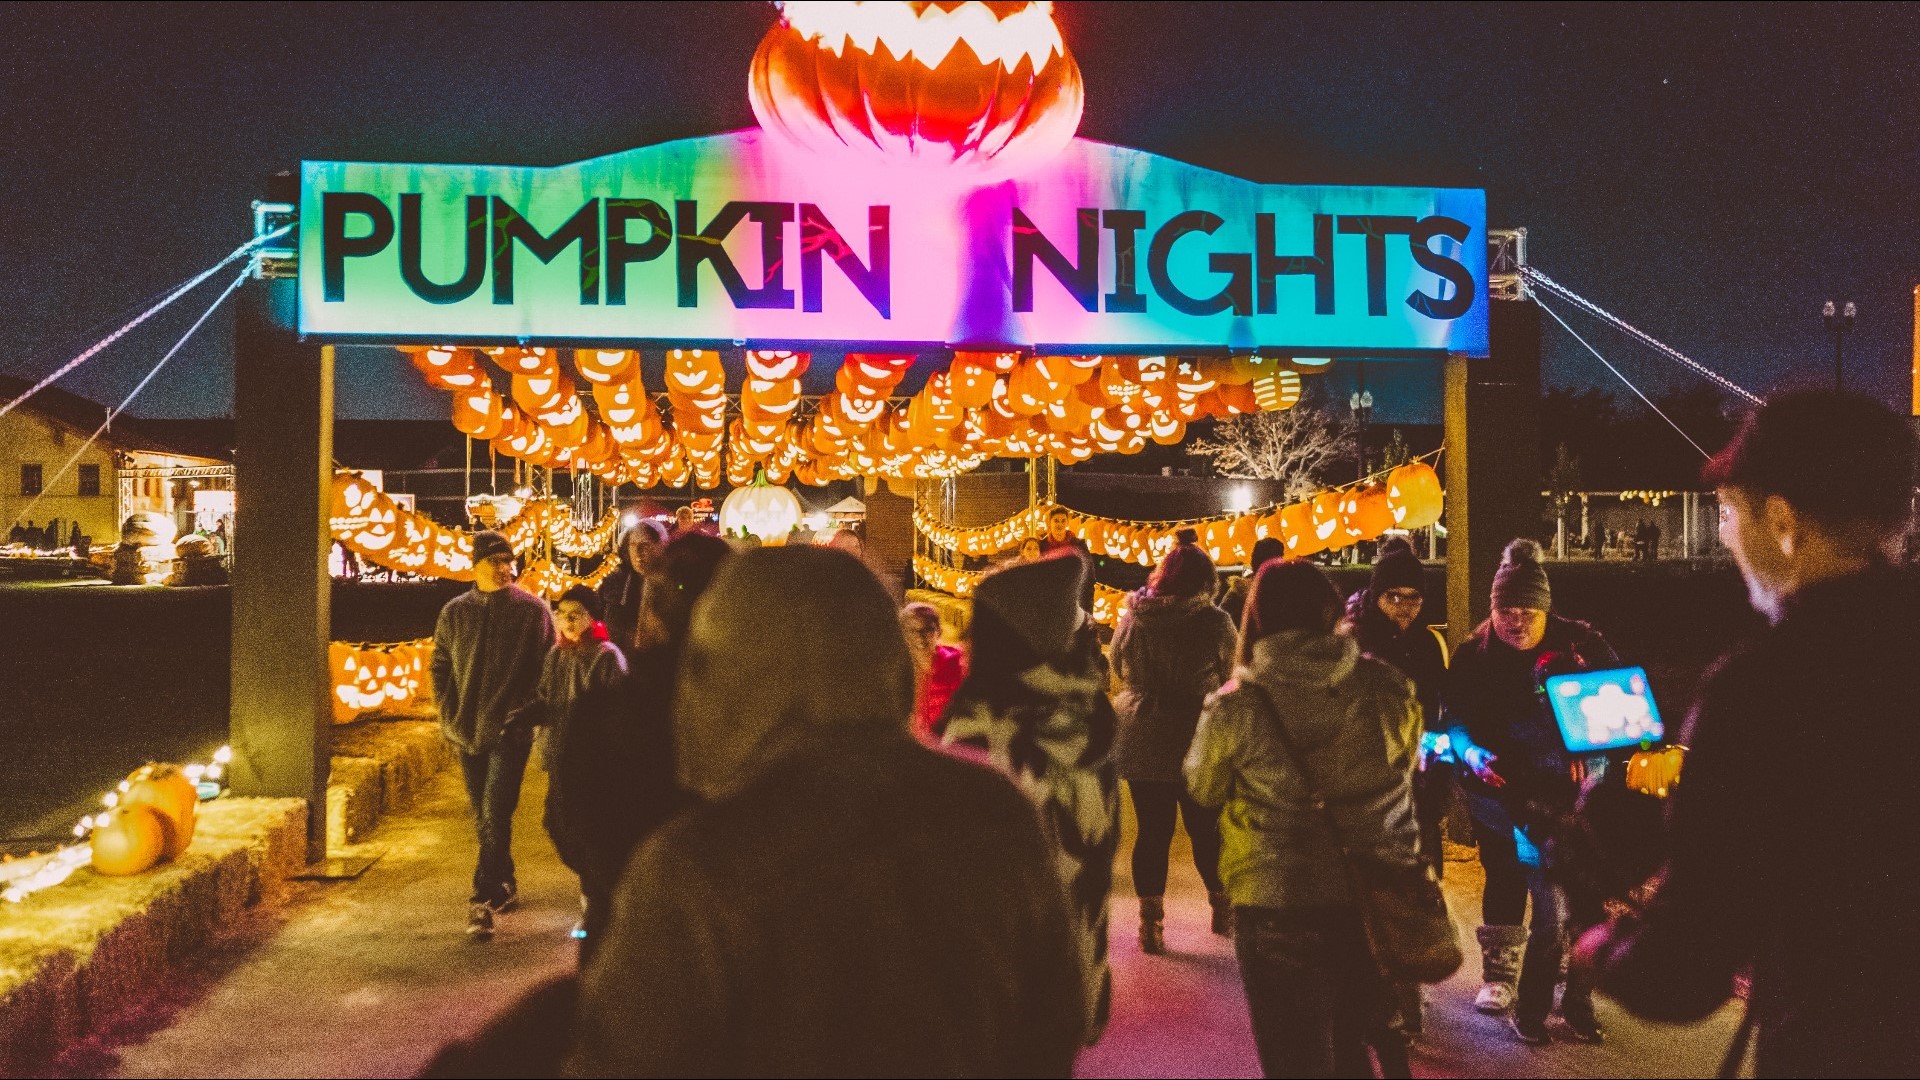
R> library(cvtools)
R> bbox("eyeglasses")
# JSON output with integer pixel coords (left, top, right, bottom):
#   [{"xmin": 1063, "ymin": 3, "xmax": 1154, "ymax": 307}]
[{"xmin": 1379, "ymin": 590, "xmax": 1423, "ymax": 606}]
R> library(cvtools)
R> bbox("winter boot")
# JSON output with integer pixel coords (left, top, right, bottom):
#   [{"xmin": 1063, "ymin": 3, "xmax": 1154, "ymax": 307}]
[
  {"xmin": 1139, "ymin": 896, "xmax": 1167, "ymax": 954},
  {"xmin": 1208, "ymin": 891, "xmax": 1234, "ymax": 937},
  {"xmin": 1474, "ymin": 925, "xmax": 1527, "ymax": 1014}
]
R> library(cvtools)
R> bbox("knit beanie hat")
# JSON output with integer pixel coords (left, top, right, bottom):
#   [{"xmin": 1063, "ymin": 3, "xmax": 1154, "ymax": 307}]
[
  {"xmin": 1490, "ymin": 538, "xmax": 1551, "ymax": 611},
  {"xmin": 472, "ymin": 529, "xmax": 513, "ymax": 564},
  {"xmin": 556, "ymin": 584, "xmax": 602, "ymax": 621},
  {"xmin": 1369, "ymin": 543, "xmax": 1426, "ymax": 598},
  {"xmin": 970, "ymin": 550, "xmax": 1088, "ymax": 670}
]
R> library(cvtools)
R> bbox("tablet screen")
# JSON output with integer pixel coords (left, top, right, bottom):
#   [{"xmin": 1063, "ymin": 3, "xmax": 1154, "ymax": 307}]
[{"xmin": 1544, "ymin": 665, "xmax": 1665, "ymax": 753}]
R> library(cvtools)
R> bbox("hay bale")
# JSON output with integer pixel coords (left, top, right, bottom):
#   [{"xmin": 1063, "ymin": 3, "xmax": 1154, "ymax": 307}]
[{"xmin": 325, "ymin": 757, "xmax": 385, "ymax": 848}]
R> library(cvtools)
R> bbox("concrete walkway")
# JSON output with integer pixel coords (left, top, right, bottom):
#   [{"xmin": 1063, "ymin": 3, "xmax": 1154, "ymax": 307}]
[{"xmin": 69, "ymin": 765, "xmax": 1740, "ymax": 1078}]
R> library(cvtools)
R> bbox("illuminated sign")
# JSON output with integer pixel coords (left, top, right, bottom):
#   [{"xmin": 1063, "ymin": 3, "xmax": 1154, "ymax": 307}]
[{"xmin": 300, "ymin": 131, "xmax": 1488, "ymax": 356}]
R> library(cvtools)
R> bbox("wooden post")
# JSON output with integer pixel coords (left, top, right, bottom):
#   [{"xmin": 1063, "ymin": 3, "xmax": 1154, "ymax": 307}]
[
  {"xmin": 1444, "ymin": 299, "xmax": 1543, "ymax": 647},
  {"xmin": 229, "ymin": 276, "xmax": 332, "ymax": 863}
]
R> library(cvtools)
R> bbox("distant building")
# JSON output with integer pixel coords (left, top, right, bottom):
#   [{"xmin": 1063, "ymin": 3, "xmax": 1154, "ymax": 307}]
[{"xmin": 0, "ymin": 377, "xmax": 230, "ymax": 547}]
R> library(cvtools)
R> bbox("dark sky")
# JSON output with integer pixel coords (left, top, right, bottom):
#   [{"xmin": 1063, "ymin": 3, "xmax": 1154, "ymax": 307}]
[{"xmin": 4, "ymin": 2, "xmax": 1917, "ymax": 422}]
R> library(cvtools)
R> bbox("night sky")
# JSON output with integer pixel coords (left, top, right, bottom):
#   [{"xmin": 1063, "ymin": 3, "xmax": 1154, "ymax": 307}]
[{"xmin": 4, "ymin": 2, "xmax": 1917, "ymax": 423}]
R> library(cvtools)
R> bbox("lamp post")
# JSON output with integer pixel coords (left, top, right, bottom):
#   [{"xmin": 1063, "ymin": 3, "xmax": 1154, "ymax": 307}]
[
  {"xmin": 1349, "ymin": 365, "xmax": 1374, "ymax": 485},
  {"xmin": 1823, "ymin": 300, "xmax": 1856, "ymax": 392}
]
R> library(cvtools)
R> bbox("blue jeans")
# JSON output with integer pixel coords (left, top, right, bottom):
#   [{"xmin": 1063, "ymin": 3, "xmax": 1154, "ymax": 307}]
[
  {"xmin": 1233, "ymin": 906, "xmax": 1395, "ymax": 1079},
  {"xmin": 460, "ymin": 735, "xmax": 532, "ymax": 906}
]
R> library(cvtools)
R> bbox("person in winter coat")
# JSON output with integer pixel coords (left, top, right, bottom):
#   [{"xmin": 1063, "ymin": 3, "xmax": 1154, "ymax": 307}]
[
  {"xmin": 1342, "ymin": 536, "xmax": 1451, "ymax": 1045},
  {"xmin": 901, "ymin": 602, "xmax": 967, "ymax": 740},
  {"xmin": 1442, "ymin": 538, "xmax": 1617, "ymax": 1043},
  {"xmin": 1187, "ymin": 559, "xmax": 1423, "ymax": 1079},
  {"xmin": 1220, "ymin": 536, "xmax": 1287, "ymax": 629},
  {"xmin": 596, "ymin": 519, "xmax": 666, "ymax": 653},
  {"xmin": 533, "ymin": 585, "xmax": 628, "ymax": 944},
  {"xmin": 1577, "ymin": 390, "xmax": 1920, "ymax": 1077},
  {"xmin": 943, "ymin": 550, "xmax": 1121, "ymax": 1044},
  {"xmin": 1111, "ymin": 540, "xmax": 1239, "ymax": 951},
  {"xmin": 564, "ymin": 546, "xmax": 1087, "ymax": 1077},
  {"xmin": 555, "ymin": 532, "xmax": 730, "ymax": 959},
  {"xmin": 430, "ymin": 529, "xmax": 555, "ymax": 940}
]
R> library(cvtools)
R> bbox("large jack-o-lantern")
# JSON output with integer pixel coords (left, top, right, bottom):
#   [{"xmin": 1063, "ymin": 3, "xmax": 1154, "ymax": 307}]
[{"xmin": 750, "ymin": 1, "xmax": 1083, "ymax": 180}]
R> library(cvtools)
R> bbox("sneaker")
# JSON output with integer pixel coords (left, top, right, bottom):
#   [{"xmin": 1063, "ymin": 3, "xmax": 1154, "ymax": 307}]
[
  {"xmin": 1474, "ymin": 981, "xmax": 1517, "ymax": 1014},
  {"xmin": 1510, "ymin": 1015, "xmax": 1551, "ymax": 1046},
  {"xmin": 466, "ymin": 903, "xmax": 494, "ymax": 941}
]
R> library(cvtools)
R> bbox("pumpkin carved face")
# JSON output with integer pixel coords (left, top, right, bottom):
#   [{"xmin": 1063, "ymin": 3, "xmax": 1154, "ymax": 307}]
[
  {"xmin": 749, "ymin": 1, "xmax": 1084, "ymax": 180},
  {"xmin": 1386, "ymin": 462, "xmax": 1444, "ymax": 529}
]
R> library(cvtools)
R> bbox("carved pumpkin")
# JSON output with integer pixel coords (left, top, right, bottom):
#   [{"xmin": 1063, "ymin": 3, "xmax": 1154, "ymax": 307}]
[
  {"xmin": 1280, "ymin": 501, "xmax": 1326, "ymax": 558},
  {"xmin": 749, "ymin": 0, "xmax": 1084, "ymax": 180},
  {"xmin": 1386, "ymin": 461, "xmax": 1445, "ymax": 530},
  {"xmin": 1309, "ymin": 491, "xmax": 1346, "ymax": 547},
  {"xmin": 1626, "ymin": 745, "xmax": 1686, "ymax": 798},
  {"xmin": 123, "ymin": 763, "xmax": 198, "ymax": 859},
  {"xmin": 405, "ymin": 346, "xmax": 484, "ymax": 390},
  {"xmin": 91, "ymin": 805, "xmax": 168, "ymax": 876},
  {"xmin": 1339, "ymin": 485, "xmax": 1395, "ymax": 543},
  {"xmin": 718, "ymin": 473, "xmax": 804, "ymax": 545}
]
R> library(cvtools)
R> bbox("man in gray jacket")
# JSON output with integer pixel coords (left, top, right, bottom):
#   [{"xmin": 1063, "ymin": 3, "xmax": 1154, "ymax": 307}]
[{"xmin": 432, "ymin": 529, "xmax": 554, "ymax": 939}]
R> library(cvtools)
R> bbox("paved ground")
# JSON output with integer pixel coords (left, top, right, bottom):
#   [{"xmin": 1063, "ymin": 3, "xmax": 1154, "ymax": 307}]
[{"xmin": 63, "ymin": 764, "xmax": 1740, "ymax": 1078}]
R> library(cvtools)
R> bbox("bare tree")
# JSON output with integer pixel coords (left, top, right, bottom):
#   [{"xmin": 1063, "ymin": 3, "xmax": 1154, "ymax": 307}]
[{"xmin": 1188, "ymin": 402, "xmax": 1354, "ymax": 499}]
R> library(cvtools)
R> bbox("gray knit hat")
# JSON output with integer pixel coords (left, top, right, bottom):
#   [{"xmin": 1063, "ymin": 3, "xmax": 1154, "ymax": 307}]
[{"xmin": 1490, "ymin": 538, "xmax": 1550, "ymax": 611}]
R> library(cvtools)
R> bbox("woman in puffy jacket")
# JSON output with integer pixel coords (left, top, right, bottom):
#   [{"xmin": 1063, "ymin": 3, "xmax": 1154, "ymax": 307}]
[
  {"xmin": 1187, "ymin": 559, "xmax": 1423, "ymax": 1078},
  {"xmin": 1111, "ymin": 539, "xmax": 1237, "ymax": 952}
]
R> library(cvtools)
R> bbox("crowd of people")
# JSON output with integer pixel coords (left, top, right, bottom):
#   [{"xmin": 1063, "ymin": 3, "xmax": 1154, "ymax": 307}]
[{"xmin": 420, "ymin": 388, "xmax": 1918, "ymax": 1078}]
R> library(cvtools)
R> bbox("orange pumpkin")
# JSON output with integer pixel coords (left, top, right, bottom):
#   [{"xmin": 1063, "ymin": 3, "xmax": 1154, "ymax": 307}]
[
  {"xmin": 91, "ymin": 805, "xmax": 168, "ymax": 876},
  {"xmin": 1279, "ymin": 502, "xmax": 1326, "ymax": 558},
  {"xmin": 1339, "ymin": 485, "xmax": 1395, "ymax": 543},
  {"xmin": 748, "ymin": 0, "xmax": 1084, "ymax": 179},
  {"xmin": 124, "ymin": 763, "xmax": 198, "ymax": 859},
  {"xmin": 1626, "ymin": 745, "xmax": 1687, "ymax": 798},
  {"xmin": 1309, "ymin": 491, "xmax": 1346, "ymax": 548},
  {"xmin": 1386, "ymin": 462, "xmax": 1445, "ymax": 530}
]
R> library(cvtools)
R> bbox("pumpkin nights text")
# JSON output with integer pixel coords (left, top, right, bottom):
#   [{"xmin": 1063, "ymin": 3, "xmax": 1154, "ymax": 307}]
[{"xmin": 319, "ymin": 192, "xmax": 1475, "ymax": 323}]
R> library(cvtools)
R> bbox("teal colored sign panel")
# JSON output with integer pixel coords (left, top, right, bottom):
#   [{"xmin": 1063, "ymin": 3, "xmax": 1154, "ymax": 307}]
[{"xmin": 300, "ymin": 131, "xmax": 1488, "ymax": 356}]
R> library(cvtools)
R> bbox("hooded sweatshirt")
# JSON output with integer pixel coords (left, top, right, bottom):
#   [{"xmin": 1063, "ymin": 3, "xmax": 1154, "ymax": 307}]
[
  {"xmin": 430, "ymin": 584, "xmax": 554, "ymax": 755},
  {"xmin": 565, "ymin": 548, "xmax": 1086, "ymax": 1078},
  {"xmin": 1185, "ymin": 630, "xmax": 1423, "ymax": 910},
  {"xmin": 1110, "ymin": 591, "xmax": 1238, "ymax": 782}
]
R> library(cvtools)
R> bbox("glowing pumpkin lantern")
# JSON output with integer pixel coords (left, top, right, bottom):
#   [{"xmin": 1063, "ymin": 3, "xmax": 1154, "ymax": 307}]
[
  {"xmin": 749, "ymin": 0, "xmax": 1084, "ymax": 180},
  {"xmin": 718, "ymin": 472, "xmax": 804, "ymax": 545},
  {"xmin": 1339, "ymin": 485, "xmax": 1395, "ymax": 543},
  {"xmin": 1310, "ymin": 491, "xmax": 1346, "ymax": 548},
  {"xmin": 1279, "ymin": 502, "xmax": 1326, "ymax": 558},
  {"xmin": 1386, "ymin": 461, "xmax": 1444, "ymax": 529},
  {"xmin": 1626, "ymin": 745, "xmax": 1687, "ymax": 798}
]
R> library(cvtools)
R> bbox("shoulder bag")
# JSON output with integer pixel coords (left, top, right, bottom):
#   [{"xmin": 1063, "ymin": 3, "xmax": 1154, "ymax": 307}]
[{"xmin": 1243, "ymin": 682, "xmax": 1464, "ymax": 984}]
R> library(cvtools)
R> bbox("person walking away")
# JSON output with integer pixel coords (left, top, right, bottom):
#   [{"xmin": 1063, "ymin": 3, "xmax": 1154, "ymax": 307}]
[
  {"xmin": 597, "ymin": 519, "xmax": 665, "ymax": 653},
  {"xmin": 901, "ymin": 601, "xmax": 967, "ymax": 741},
  {"xmin": 1112, "ymin": 539, "xmax": 1238, "ymax": 951},
  {"xmin": 1443, "ymin": 538, "xmax": 1616, "ymax": 1043},
  {"xmin": 533, "ymin": 585, "xmax": 628, "ymax": 946},
  {"xmin": 1221, "ymin": 536, "xmax": 1287, "ymax": 628},
  {"xmin": 1342, "ymin": 538, "xmax": 1450, "ymax": 1042},
  {"xmin": 431, "ymin": 529, "xmax": 554, "ymax": 940},
  {"xmin": 1576, "ymin": 391, "xmax": 1920, "ymax": 1077},
  {"xmin": 943, "ymin": 551, "xmax": 1121, "ymax": 1044},
  {"xmin": 1188, "ymin": 559, "xmax": 1424, "ymax": 1078},
  {"xmin": 556, "ymin": 532, "xmax": 730, "ymax": 958},
  {"xmin": 564, "ymin": 546, "xmax": 1086, "ymax": 1076}
]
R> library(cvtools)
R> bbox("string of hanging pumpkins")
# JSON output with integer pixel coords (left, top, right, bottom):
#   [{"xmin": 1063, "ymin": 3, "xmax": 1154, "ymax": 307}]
[
  {"xmin": 331, "ymin": 471, "xmax": 620, "ymax": 591},
  {"xmin": 405, "ymin": 345, "xmax": 1324, "ymax": 491},
  {"xmin": 915, "ymin": 451, "xmax": 1445, "ymax": 567}
]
